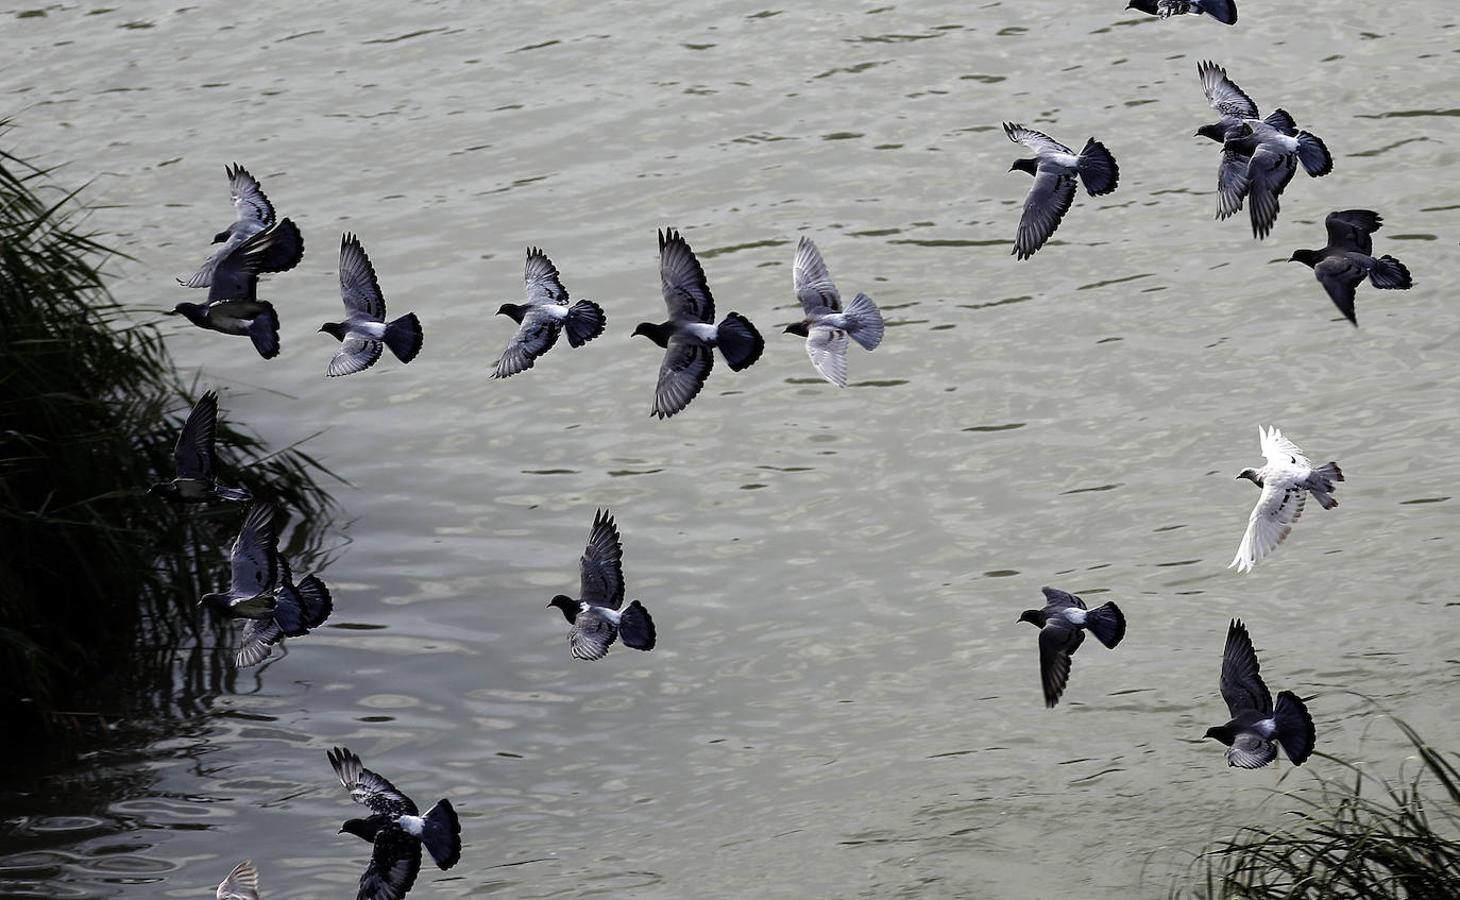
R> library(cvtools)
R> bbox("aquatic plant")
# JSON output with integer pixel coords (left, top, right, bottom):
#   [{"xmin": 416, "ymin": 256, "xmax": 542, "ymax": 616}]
[
  {"xmin": 0, "ymin": 121, "xmax": 335, "ymax": 751},
  {"xmin": 1176, "ymin": 716, "xmax": 1460, "ymax": 899}
]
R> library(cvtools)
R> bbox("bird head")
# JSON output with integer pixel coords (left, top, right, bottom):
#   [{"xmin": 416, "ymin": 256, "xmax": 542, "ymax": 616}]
[
  {"xmin": 783, "ymin": 321, "xmax": 810, "ymax": 338},
  {"xmin": 318, "ymin": 321, "xmax": 348, "ymax": 342},
  {"xmin": 1194, "ymin": 123, "xmax": 1228, "ymax": 143},
  {"xmin": 211, "ymin": 229, "xmax": 231, "ymax": 244},
  {"xmin": 1017, "ymin": 609, "xmax": 1043, "ymax": 627},
  {"xmin": 1008, "ymin": 158, "xmax": 1038, "ymax": 177},
  {"xmin": 631, "ymin": 322, "xmax": 670, "ymax": 348},
  {"xmin": 1235, "ymin": 468, "xmax": 1263, "ymax": 486},
  {"xmin": 548, "ymin": 595, "xmax": 579, "ymax": 623},
  {"xmin": 1203, "ymin": 725, "xmax": 1234, "ymax": 746},
  {"xmin": 1288, "ymin": 249, "xmax": 1320, "ymax": 268},
  {"xmin": 496, "ymin": 302, "xmax": 526, "ymax": 321},
  {"xmin": 339, "ymin": 817, "xmax": 381, "ymax": 842}
]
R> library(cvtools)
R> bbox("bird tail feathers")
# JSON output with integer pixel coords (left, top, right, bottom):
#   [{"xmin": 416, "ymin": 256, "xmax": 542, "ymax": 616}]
[
  {"xmin": 1076, "ymin": 139, "xmax": 1120, "ymax": 196},
  {"xmin": 1306, "ymin": 462, "xmax": 1343, "ymax": 510},
  {"xmin": 261, "ymin": 218, "xmax": 305, "ymax": 273},
  {"xmin": 564, "ymin": 299, "xmax": 607, "ymax": 347},
  {"xmin": 1262, "ymin": 108, "xmax": 1297, "ymax": 136},
  {"xmin": 298, "ymin": 574, "xmax": 333, "ymax": 629},
  {"xmin": 843, "ymin": 292, "xmax": 885, "ymax": 350},
  {"xmin": 1273, "ymin": 690, "xmax": 1316, "ymax": 765},
  {"xmin": 1296, "ymin": 131, "xmax": 1332, "ymax": 177},
  {"xmin": 1369, "ymin": 255, "xmax": 1412, "ymax": 291},
  {"xmin": 383, "ymin": 312, "xmax": 424, "ymax": 363},
  {"xmin": 618, "ymin": 600, "xmax": 657, "ymax": 651},
  {"xmin": 247, "ymin": 302, "xmax": 281, "ymax": 360},
  {"xmin": 716, "ymin": 312, "xmax": 765, "ymax": 372},
  {"xmin": 1085, "ymin": 601, "xmax": 1126, "ymax": 649},
  {"xmin": 272, "ymin": 582, "xmax": 309, "ymax": 637},
  {"xmin": 420, "ymin": 799, "xmax": 462, "ymax": 870},
  {"xmin": 215, "ymin": 484, "xmax": 253, "ymax": 502},
  {"xmin": 1199, "ymin": 0, "xmax": 1237, "ymax": 25}
]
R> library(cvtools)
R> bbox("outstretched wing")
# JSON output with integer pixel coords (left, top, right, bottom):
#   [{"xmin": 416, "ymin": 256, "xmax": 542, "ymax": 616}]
[
  {"xmin": 1313, "ymin": 256, "xmax": 1366, "ymax": 326},
  {"xmin": 579, "ymin": 509, "xmax": 626, "ymax": 610},
  {"xmin": 659, "ymin": 228, "xmax": 715, "ymax": 323},
  {"xmin": 1324, "ymin": 209, "xmax": 1381, "ymax": 256},
  {"xmin": 652, "ymin": 335, "xmax": 714, "ymax": 419},
  {"xmin": 1039, "ymin": 586, "xmax": 1087, "ymax": 611},
  {"xmin": 227, "ymin": 164, "xmax": 276, "ymax": 232},
  {"xmin": 339, "ymin": 233, "xmax": 388, "ymax": 322},
  {"xmin": 215, "ymin": 858, "xmax": 260, "ymax": 900},
  {"xmin": 329, "ymin": 336, "xmax": 384, "ymax": 377},
  {"xmin": 228, "ymin": 504, "xmax": 278, "ymax": 595},
  {"xmin": 524, "ymin": 247, "xmax": 570, "ymax": 306},
  {"xmin": 1259, "ymin": 425, "xmax": 1311, "ymax": 469},
  {"xmin": 327, "ymin": 746, "xmax": 419, "ymax": 816},
  {"xmin": 493, "ymin": 307, "xmax": 561, "ymax": 378},
  {"xmin": 569, "ymin": 607, "xmax": 618, "ymax": 661},
  {"xmin": 1230, "ymin": 480, "xmax": 1306, "ymax": 574},
  {"xmin": 1013, "ymin": 169, "xmax": 1077, "ymax": 260},
  {"xmin": 1197, "ymin": 60, "xmax": 1257, "ymax": 119},
  {"xmin": 357, "ymin": 825, "xmax": 422, "ymax": 900},
  {"xmin": 805, "ymin": 326, "xmax": 850, "ymax": 388},
  {"xmin": 174, "ymin": 390, "xmax": 219, "ymax": 480},
  {"xmin": 1003, "ymin": 122, "xmax": 1073, "ymax": 156},
  {"xmin": 793, "ymin": 236, "xmax": 841, "ymax": 313},
  {"xmin": 1037, "ymin": 621, "xmax": 1085, "ymax": 708},
  {"xmin": 1219, "ymin": 619, "xmax": 1273, "ymax": 716}
]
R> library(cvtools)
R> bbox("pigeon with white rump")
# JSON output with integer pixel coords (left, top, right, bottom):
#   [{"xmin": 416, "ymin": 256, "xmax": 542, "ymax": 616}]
[
  {"xmin": 178, "ymin": 163, "xmax": 303, "ymax": 291},
  {"xmin": 200, "ymin": 504, "xmax": 280, "ymax": 620},
  {"xmin": 492, "ymin": 247, "xmax": 606, "ymax": 377},
  {"xmin": 1204, "ymin": 619, "xmax": 1316, "ymax": 768},
  {"xmin": 1126, "ymin": 0, "xmax": 1236, "ymax": 25},
  {"xmin": 328, "ymin": 746, "xmax": 461, "ymax": 900},
  {"xmin": 235, "ymin": 555, "xmax": 332, "ymax": 668},
  {"xmin": 1003, "ymin": 123, "xmax": 1119, "ymax": 260},
  {"xmin": 782, "ymin": 236, "xmax": 884, "ymax": 387},
  {"xmin": 215, "ymin": 859, "xmax": 260, "ymax": 900},
  {"xmin": 149, "ymin": 390, "xmax": 251, "ymax": 503},
  {"xmin": 1230, "ymin": 426, "xmax": 1343, "ymax": 574},
  {"xmin": 1290, "ymin": 209, "xmax": 1413, "ymax": 326},
  {"xmin": 319, "ymin": 233, "xmax": 424, "ymax": 376},
  {"xmin": 548, "ymin": 509, "xmax": 656, "ymax": 661},
  {"xmin": 1017, "ymin": 587, "xmax": 1126, "ymax": 708},
  {"xmin": 1193, "ymin": 61, "xmax": 1299, "ymax": 221},
  {"xmin": 632, "ymin": 228, "xmax": 764, "ymax": 418}
]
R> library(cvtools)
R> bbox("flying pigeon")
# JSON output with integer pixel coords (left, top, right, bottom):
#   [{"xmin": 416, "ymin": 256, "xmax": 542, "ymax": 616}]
[
  {"xmin": 149, "ymin": 390, "xmax": 251, "ymax": 503},
  {"xmin": 215, "ymin": 859, "xmax": 260, "ymax": 900},
  {"xmin": 168, "ymin": 220, "xmax": 295, "ymax": 359},
  {"xmin": 1230, "ymin": 426, "xmax": 1343, "ymax": 573},
  {"xmin": 328, "ymin": 747, "xmax": 461, "ymax": 900},
  {"xmin": 782, "ymin": 237, "xmax": 885, "ymax": 387},
  {"xmin": 1290, "ymin": 210, "xmax": 1413, "ymax": 326},
  {"xmin": 1204, "ymin": 619, "xmax": 1316, "ymax": 768},
  {"xmin": 319, "ymin": 233, "xmax": 424, "ymax": 376},
  {"xmin": 1003, "ymin": 123, "xmax": 1119, "ymax": 260},
  {"xmin": 1126, "ymin": 0, "xmax": 1236, "ymax": 25},
  {"xmin": 547, "ymin": 509, "xmax": 656, "ymax": 661},
  {"xmin": 1193, "ymin": 61, "xmax": 1298, "ymax": 221},
  {"xmin": 200, "ymin": 504, "xmax": 280, "ymax": 620},
  {"xmin": 492, "ymin": 247, "xmax": 606, "ymax": 377},
  {"xmin": 178, "ymin": 163, "xmax": 303, "ymax": 290},
  {"xmin": 235, "ymin": 555, "xmax": 332, "ymax": 668},
  {"xmin": 1017, "ymin": 587, "xmax": 1126, "ymax": 708},
  {"xmin": 632, "ymin": 228, "xmax": 764, "ymax": 418}
]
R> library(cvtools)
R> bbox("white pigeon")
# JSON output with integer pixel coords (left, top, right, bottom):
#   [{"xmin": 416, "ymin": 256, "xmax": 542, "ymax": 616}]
[{"xmin": 1229, "ymin": 426, "xmax": 1343, "ymax": 573}]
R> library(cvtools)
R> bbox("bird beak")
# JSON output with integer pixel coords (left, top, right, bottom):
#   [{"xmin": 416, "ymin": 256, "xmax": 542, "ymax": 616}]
[
  {"xmin": 317, "ymin": 325, "xmax": 328, "ymax": 333},
  {"xmin": 165, "ymin": 309, "xmax": 180, "ymax": 316}
]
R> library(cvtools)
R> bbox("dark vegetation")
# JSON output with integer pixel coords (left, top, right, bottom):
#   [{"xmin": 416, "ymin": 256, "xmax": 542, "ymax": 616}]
[{"xmin": 0, "ymin": 122, "xmax": 334, "ymax": 754}]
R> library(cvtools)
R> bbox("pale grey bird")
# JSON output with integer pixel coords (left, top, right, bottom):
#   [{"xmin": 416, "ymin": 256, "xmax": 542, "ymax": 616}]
[
  {"xmin": 1204, "ymin": 619, "xmax": 1315, "ymax": 768},
  {"xmin": 178, "ymin": 163, "xmax": 303, "ymax": 290},
  {"xmin": 547, "ymin": 509, "xmax": 656, "ymax": 661},
  {"xmin": 235, "ymin": 556, "xmax": 333, "ymax": 668},
  {"xmin": 492, "ymin": 247, "xmax": 606, "ymax": 377},
  {"xmin": 632, "ymin": 228, "xmax": 764, "ymax": 418},
  {"xmin": 318, "ymin": 233, "xmax": 424, "ymax": 377},
  {"xmin": 1004, "ymin": 123, "xmax": 1119, "ymax": 260},
  {"xmin": 1231, "ymin": 426, "xmax": 1343, "ymax": 573},
  {"xmin": 1289, "ymin": 209, "xmax": 1413, "ymax": 326},
  {"xmin": 149, "ymin": 391, "xmax": 251, "ymax": 504},
  {"xmin": 782, "ymin": 237, "xmax": 884, "ymax": 387},
  {"xmin": 1017, "ymin": 587, "xmax": 1126, "ymax": 708},
  {"xmin": 1193, "ymin": 61, "xmax": 1297, "ymax": 221},
  {"xmin": 200, "ymin": 504, "xmax": 279, "ymax": 619},
  {"xmin": 1126, "ymin": 0, "xmax": 1236, "ymax": 25},
  {"xmin": 215, "ymin": 859, "xmax": 260, "ymax": 900}
]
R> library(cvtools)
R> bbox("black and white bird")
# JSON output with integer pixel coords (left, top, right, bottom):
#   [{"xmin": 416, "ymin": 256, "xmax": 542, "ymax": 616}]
[
  {"xmin": 1290, "ymin": 210, "xmax": 1413, "ymax": 326},
  {"xmin": 214, "ymin": 859, "xmax": 260, "ymax": 900},
  {"xmin": 782, "ymin": 236, "xmax": 885, "ymax": 387},
  {"xmin": 1231, "ymin": 426, "xmax": 1343, "ymax": 574},
  {"xmin": 178, "ymin": 163, "xmax": 303, "ymax": 291},
  {"xmin": 547, "ymin": 509, "xmax": 656, "ymax": 661},
  {"xmin": 200, "ymin": 504, "xmax": 280, "ymax": 620},
  {"xmin": 328, "ymin": 747, "xmax": 461, "ymax": 900},
  {"xmin": 1017, "ymin": 587, "xmax": 1126, "ymax": 708},
  {"xmin": 1194, "ymin": 61, "xmax": 1299, "ymax": 221},
  {"xmin": 1003, "ymin": 123, "xmax": 1119, "ymax": 260},
  {"xmin": 1126, "ymin": 0, "xmax": 1236, "ymax": 25},
  {"xmin": 632, "ymin": 228, "xmax": 764, "ymax": 418},
  {"xmin": 318, "ymin": 234, "xmax": 424, "ymax": 377},
  {"xmin": 149, "ymin": 390, "xmax": 251, "ymax": 503},
  {"xmin": 492, "ymin": 247, "xmax": 606, "ymax": 377},
  {"xmin": 1204, "ymin": 619, "xmax": 1316, "ymax": 769},
  {"xmin": 168, "ymin": 219, "xmax": 295, "ymax": 359},
  {"xmin": 235, "ymin": 555, "xmax": 332, "ymax": 668}
]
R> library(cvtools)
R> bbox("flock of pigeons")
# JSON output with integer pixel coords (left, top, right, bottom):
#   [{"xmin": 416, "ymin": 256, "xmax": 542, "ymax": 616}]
[{"xmin": 155, "ymin": 7, "xmax": 1420, "ymax": 898}]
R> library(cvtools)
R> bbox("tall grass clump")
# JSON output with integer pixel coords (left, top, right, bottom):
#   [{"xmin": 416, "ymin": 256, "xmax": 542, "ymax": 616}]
[
  {"xmin": 1176, "ymin": 716, "xmax": 1460, "ymax": 899},
  {"xmin": 0, "ymin": 121, "xmax": 334, "ymax": 752}
]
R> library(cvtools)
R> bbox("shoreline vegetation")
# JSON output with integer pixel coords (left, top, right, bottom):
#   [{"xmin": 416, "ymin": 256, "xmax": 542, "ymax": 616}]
[{"xmin": 0, "ymin": 122, "xmax": 335, "ymax": 757}]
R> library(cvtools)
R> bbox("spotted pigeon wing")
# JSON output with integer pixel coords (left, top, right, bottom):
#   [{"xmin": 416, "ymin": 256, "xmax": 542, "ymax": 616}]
[{"xmin": 328, "ymin": 747, "xmax": 419, "ymax": 816}]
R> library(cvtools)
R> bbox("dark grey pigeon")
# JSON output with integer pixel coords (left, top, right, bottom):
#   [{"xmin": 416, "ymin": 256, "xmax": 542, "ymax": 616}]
[
  {"xmin": 1194, "ymin": 61, "xmax": 1297, "ymax": 221},
  {"xmin": 328, "ymin": 747, "xmax": 461, "ymax": 900},
  {"xmin": 1205, "ymin": 619, "xmax": 1315, "ymax": 768},
  {"xmin": 168, "ymin": 222, "xmax": 293, "ymax": 359},
  {"xmin": 319, "ymin": 233, "xmax": 424, "ymax": 376},
  {"xmin": 178, "ymin": 163, "xmax": 303, "ymax": 290},
  {"xmin": 492, "ymin": 247, "xmax": 606, "ymax": 378},
  {"xmin": 1126, "ymin": 0, "xmax": 1236, "ymax": 25},
  {"xmin": 1290, "ymin": 209, "xmax": 1413, "ymax": 326},
  {"xmin": 632, "ymin": 228, "xmax": 764, "ymax": 418},
  {"xmin": 783, "ymin": 236, "xmax": 885, "ymax": 387},
  {"xmin": 548, "ymin": 509, "xmax": 656, "ymax": 661},
  {"xmin": 149, "ymin": 390, "xmax": 251, "ymax": 503},
  {"xmin": 200, "ymin": 504, "xmax": 279, "ymax": 620},
  {"xmin": 235, "ymin": 555, "xmax": 332, "ymax": 668},
  {"xmin": 1003, "ymin": 123, "xmax": 1119, "ymax": 260},
  {"xmin": 1017, "ymin": 587, "xmax": 1126, "ymax": 708},
  {"xmin": 215, "ymin": 859, "xmax": 259, "ymax": 900}
]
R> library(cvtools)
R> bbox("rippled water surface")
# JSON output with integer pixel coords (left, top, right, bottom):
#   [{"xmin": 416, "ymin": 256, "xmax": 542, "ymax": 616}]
[{"xmin": 3, "ymin": 1, "xmax": 1460, "ymax": 897}]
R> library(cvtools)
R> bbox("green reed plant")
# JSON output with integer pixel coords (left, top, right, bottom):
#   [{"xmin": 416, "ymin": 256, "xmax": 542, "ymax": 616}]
[
  {"xmin": 1177, "ymin": 716, "xmax": 1460, "ymax": 899},
  {"xmin": 0, "ymin": 121, "xmax": 335, "ymax": 750}
]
